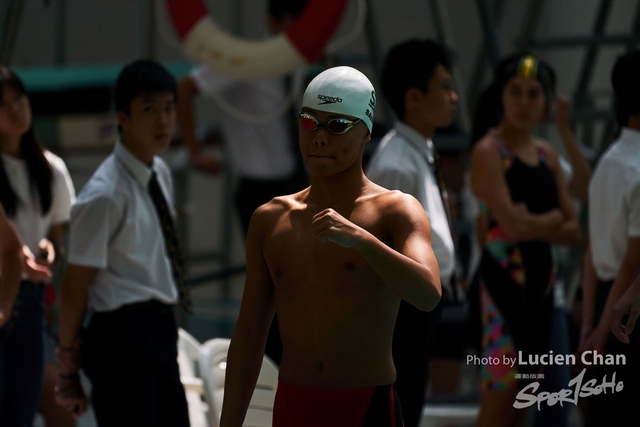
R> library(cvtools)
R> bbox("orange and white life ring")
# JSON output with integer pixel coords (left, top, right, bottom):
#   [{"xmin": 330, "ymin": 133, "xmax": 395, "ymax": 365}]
[{"xmin": 166, "ymin": 0, "xmax": 348, "ymax": 80}]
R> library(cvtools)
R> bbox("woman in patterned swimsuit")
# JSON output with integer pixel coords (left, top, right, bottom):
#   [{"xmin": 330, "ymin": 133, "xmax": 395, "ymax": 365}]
[{"xmin": 469, "ymin": 54, "xmax": 581, "ymax": 427}]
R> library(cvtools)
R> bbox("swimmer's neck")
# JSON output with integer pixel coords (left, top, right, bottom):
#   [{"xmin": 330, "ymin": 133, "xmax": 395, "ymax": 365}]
[{"xmin": 307, "ymin": 172, "xmax": 371, "ymax": 208}]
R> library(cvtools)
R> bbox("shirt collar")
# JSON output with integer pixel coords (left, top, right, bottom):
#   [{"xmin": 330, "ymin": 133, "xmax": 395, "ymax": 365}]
[
  {"xmin": 114, "ymin": 140, "xmax": 155, "ymax": 188},
  {"xmin": 394, "ymin": 120, "xmax": 435, "ymax": 159},
  {"xmin": 620, "ymin": 127, "xmax": 640, "ymax": 144}
]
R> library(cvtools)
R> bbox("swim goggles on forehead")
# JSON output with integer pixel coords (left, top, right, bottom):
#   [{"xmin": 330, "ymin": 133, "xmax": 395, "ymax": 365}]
[
  {"xmin": 504, "ymin": 54, "xmax": 552, "ymax": 90},
  {"xmin": 299, "ymin": 112, "xmax": 361, "ymax": 135}
]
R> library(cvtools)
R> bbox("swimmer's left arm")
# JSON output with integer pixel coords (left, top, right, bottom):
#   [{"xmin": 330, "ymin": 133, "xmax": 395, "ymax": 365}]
[{"xmin": 312, "ymin": 194, "xmax": 441, "ymax": 311}]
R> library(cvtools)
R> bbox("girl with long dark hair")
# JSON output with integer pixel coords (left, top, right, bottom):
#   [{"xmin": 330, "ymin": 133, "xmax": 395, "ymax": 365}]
[
  {"xmin": 469, "ymin": 54, "xmax": 581, "ymax": 427},
  {"xmin": 0, "ymin": 66, "xmax": 75, "ymax": 426}
]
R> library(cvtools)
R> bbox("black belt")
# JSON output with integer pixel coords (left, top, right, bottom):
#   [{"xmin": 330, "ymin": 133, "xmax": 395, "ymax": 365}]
[{"xmin": 95, "ymin": 300, "xmax": 174, "ymax": 316}]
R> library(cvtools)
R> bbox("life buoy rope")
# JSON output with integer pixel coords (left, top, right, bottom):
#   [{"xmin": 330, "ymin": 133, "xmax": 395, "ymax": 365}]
[{"xmin": 165, "ymin": 0, "xmax": 348, "ymax": 80}]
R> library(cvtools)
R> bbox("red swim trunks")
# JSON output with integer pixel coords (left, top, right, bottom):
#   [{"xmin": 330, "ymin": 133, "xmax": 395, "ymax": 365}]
[{"xmin": 273, "ymin": 382, "xmax": 404, "ymax": 426}]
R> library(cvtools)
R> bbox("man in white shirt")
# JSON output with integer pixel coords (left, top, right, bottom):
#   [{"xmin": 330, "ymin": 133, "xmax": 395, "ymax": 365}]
[
  {"xmin": 580, "ymin": 49, "xmax": 640, "ymax": 427},
  {"xmin": 177, "ymin": 0, "xmax": 310, "ymax": 367},
  {"xmin": 177, "ymin": 0, "xmax": 309, "ymax": 235},
  {"xmin": 365, "ymin": 39, "xmax": 457, "ymax": 427},
  {"xmin": 55, "ymin": 60, "xmax": 190, "ymax": 426},
  {"xmin": 219, "ymin": 65, "xmax": 441, "ymax": 427}
]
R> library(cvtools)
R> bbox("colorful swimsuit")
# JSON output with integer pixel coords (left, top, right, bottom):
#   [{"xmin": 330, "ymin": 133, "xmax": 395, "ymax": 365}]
[
  {"xmin": 478, "ymin": 134, "xmax": 558, "ymax": 390},
  {"xmin": 273, "ymin": 382, "xmax": 404, "ymax": 426}
]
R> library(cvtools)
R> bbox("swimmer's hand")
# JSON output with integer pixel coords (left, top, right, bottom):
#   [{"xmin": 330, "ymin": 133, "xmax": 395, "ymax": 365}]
[{"xmin": 312, "ymin": 208, "xmax": 365, "ymax": 248}]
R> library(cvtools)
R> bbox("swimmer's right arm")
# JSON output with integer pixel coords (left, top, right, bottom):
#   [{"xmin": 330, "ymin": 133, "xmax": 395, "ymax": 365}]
[
  {"xmin": 312, "ymin": 196, "xmax": 442, "ymax": 311},
  {"xmin": 220, "ymin": 207, "xmax": 276, "ymax": 427}
]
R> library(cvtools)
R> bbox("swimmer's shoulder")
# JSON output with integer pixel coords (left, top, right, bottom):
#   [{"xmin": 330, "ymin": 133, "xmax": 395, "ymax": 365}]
[
  {"xmin": 251, "ymin": 188, "xmax": 309, "ymax": 226},
  {"xmin": 362, "ymin": 182, "xmax": 426, "ymax": 220}
]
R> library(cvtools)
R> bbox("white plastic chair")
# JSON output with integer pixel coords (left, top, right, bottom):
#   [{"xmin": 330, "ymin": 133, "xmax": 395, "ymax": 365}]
[
  {"xmin": 178, "ymin": 328, "xmax": 203, "ymax": 376},
  {"xmin": 199, "ymin": 338, "xmax": 278, "ymax": 427},
  {"xmin": 177, "ymin": 328, "xmax": 209, "ymax": 427}
]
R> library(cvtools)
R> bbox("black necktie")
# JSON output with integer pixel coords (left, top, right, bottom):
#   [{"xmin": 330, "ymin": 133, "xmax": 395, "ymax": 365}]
[
  {"xmin": 431, "ymin": 144, "xmax": 459, "ymax": 301},
  {"xmin": 148, "ymin": 172, "xmax": 192, "ymax": 314}
]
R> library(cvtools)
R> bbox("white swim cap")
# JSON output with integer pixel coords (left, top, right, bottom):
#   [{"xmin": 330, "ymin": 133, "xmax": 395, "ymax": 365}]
[{"xmin": 301, "ymin": 66, "xmax": 376, "ymax": 132}]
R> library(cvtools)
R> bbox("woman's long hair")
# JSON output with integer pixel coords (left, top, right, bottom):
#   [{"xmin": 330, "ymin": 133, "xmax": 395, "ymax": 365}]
[
  {"xmin": 0, "ymin": 66, "xmax": 52, "ymax": 217},
  {"xmin": 470, "ymin": 53, "xmax": 556, "ymax": 147}
]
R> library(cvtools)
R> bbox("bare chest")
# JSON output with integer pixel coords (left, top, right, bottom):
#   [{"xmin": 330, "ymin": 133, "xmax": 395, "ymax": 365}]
[{"xmin": 263, "ymin": 210, "xmax": 386, "ymax": 292}]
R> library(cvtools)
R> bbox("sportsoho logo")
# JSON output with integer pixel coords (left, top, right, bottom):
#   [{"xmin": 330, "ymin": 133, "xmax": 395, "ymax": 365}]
[{"xmin": 317, "ymin": 94, "xmax": 343, "ymax": 105}]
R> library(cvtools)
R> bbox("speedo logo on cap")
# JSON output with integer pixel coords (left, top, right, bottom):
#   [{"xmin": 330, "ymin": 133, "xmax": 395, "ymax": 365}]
[{"xmin": 317, "ymin": 94, "xmax": 342, "ymax": 105}]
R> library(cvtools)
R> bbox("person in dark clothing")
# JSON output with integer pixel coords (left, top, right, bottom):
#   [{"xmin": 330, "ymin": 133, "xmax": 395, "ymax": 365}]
[{"xmin": 469, "ymin": 53, "xmax": 580, "ymax": 427}]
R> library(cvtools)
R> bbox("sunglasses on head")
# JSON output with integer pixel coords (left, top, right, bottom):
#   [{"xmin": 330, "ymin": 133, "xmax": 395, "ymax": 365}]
[{"xmin": 299, "ymin": 112, "xmax": 361, "ymax": 135}]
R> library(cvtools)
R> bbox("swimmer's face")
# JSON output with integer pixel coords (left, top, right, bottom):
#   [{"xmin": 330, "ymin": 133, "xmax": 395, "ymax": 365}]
[
  {"xmin": 118, "ymin": 91, "xmax": 176, "ymax": 159},
  {"xmin": 298, "ymin": 107, "xmax": 371, "ymax": 177},
  {"xmin": 501, "ymin": 76, "xmax": 546, "ymax": 130}
]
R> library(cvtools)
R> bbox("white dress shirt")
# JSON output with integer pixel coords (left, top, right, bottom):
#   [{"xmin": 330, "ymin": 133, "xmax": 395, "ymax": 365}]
[
  {"xmin": 1, "ymin": 150, "xmax": 75, "ymax": 253},
  {"xmin": 366, "ymin": 120, "xmax": 455, "ymax": 286},
  {"xmin": 190, "ymin": 65, "xmax": 296, "ymax": 179},
  {"xmin": 68, "ymin": 141, "xmax": 178, "ymax": 312},
  {"xmin": 589, "ymin": 127, "xmax": 640, "ymax": 281}
]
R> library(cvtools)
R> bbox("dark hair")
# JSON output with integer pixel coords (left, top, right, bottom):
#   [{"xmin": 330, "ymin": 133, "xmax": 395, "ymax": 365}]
[
  {"xmin": 114, "ymin": 60, "xmax": 177, "ymax": 115},
  {"xmin": 611, "ymin": 50, "xmax": 640, "ymax": 127},
  {"xmin": 470, "ymin": 53, "xmax": 556, "ymax": 146},
  {"xmin": 0, "ymin": 67, "xmax": 52, "ymax": 217},
  {"xmin": 268, "ymin": 0, "xmax": 308, "ymax": 21},
  {"xmin": 381, "ymin": 39, "xmax": 452, "ymax": 120}
]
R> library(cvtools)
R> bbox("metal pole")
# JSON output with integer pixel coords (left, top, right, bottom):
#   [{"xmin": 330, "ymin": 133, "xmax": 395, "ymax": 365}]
[
  {"xmin": 220, "ymin": 170, "xmax": 233, "ymax": 299},
  {"xmin": 139, "ymin": 0, "xmax": 156, "ymax": 60},
  {"xmin": 468, "ymin": 0, "xmax": 503, "ymax": 122},
  {"xmin": 427, "ymin": 0, "xmax": 446, "ymax": 46},
  {"xmin": 529, "ymin": 34, "xmax": 640, "ymax": 49},
  {"xmin": 475, "ymin": 0, "xmax": 502, "ymax": 67},
  {"xmin": 231, "ymin": 0, "xmax": 243, "ymax": 35},
  {"xmin": 428, "ymin": 0, "xmax": 472, "ymax": 133},
  {"xmin": 0, "ymin": 0, "xmax": 26, "ymax": 65},
  {"xmin": 517, "ymin": 0, "xmax": 545, "ymax": 51},
  {"xmin": 362, "ymin": 0, "xmax": 394, "ymax": 128},
  {"xmin": 54, "ymin": 0, "xmax": 66, "ymax": 65},
  {"xmin": 467, "ymin": 0, "xmax": 507, "ymax": 115},
  {"xmin": 362, "ymin": 0, "xmax": 384, "ymax": 75},
  {"xmin": 574, "ymin": 0, "xmax": 614, "ymax": 106},
  {"xmin": 626, "ymin": 0, "xmax": 640, "ymax": 51},
  {"xmin": 573, "ymin": 0, "xmax": 614, "ymax": 155}
]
